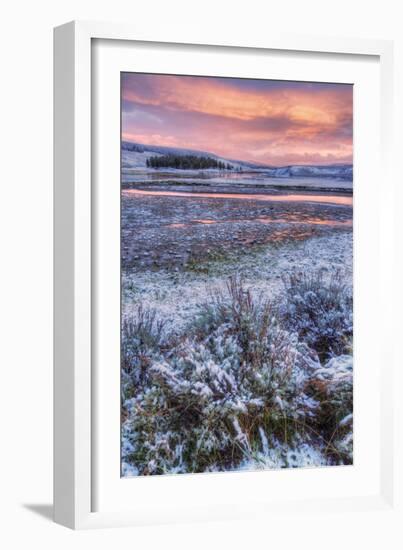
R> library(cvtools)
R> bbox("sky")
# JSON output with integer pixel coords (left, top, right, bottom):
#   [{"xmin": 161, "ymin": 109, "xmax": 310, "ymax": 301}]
[{"xmin": 121, "ymin": 73, "xmax": 353, "ymax": 166}]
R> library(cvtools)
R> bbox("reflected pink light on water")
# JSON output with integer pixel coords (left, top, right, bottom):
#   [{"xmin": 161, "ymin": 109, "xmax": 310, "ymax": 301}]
[
  {"xmin": 256, "ymin": 217, "xmax": 352, "ymax": 227},
  {"xmin": 123, "ymin": 188, "xmax": 352, "ymax": 207},
  {"xmin": 167, "ymin": 223, "xmax": 187, "ymax": 228},
  {"xmin": 165, "ymin": 217, "xmax": 352, "ymax": 229}
]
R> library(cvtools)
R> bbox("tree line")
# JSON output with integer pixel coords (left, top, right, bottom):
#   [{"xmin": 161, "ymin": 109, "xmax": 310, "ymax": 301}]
[{"xmin": 146, "ymin": 154, "xmax": 234, "ymax": 170}]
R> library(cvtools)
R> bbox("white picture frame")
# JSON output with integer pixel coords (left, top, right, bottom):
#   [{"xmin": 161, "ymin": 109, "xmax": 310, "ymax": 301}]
[{"xmin": 54, "ymin": 20, "xmax": 398, "ymax": 530}]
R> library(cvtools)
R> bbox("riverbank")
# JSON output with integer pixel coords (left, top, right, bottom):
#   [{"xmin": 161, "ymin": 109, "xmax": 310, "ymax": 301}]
[
  {"xmin": 121, "ymin": 183, "xmax": 353, "ymax": 476},
  {"xmin": 121, "ymin": 188, "xmax": 352, "ymax": 271}
]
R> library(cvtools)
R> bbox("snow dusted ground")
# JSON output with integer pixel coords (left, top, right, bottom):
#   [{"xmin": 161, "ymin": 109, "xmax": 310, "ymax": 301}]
[
  {"xmin": 120, "ymin": 178, "xmax": 353, "ymax": 475},
  {"xmin": 122, "ymin": 231, "xmax": 352, "ymax": 332}
]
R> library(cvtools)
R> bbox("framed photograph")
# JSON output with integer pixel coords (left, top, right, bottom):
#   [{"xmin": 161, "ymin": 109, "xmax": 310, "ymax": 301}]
[{"xmin": 54, "ymin": 21, "xmax": 397, "ymax": 529}]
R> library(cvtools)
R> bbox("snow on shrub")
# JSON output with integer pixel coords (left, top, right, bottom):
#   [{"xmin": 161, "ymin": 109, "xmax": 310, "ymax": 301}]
[
  {"xmin": 121, "ymin": 275, "xmax": 353, "ymax": 474},
  {"xmin": 121, "ymin": 304, "xmax": 167, "ymax": 395},
  {"xmin": 239, "ymin": 436, "xmax": 329, "ymax": 471},
  {"xmin": 307, "ymin": 354, "xmax": 353, "ymax": 463},
  {"xmin": 279, "ymin": 269, "xmax": 353, "ymax": 360},
  {"xmin": 122, "ymin": 277, "xmax": 324, "ymax": 475}
]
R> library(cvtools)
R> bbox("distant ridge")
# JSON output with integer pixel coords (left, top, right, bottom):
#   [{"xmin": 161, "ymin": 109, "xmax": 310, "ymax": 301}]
[{"xmin": 122, "ymin": 140, "xmax": 353, "ymax": 180}]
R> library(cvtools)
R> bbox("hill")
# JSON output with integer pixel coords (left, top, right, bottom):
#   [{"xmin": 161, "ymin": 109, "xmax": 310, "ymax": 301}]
[{"xmin": 122, "ymin": 141, "xmax": 352, "ymax": 180}]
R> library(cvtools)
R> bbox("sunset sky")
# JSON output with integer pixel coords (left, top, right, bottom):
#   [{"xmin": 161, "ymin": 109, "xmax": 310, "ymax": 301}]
[{"xmin": 121, "ymin": 73, "xmax": 353, "ymax": 166}]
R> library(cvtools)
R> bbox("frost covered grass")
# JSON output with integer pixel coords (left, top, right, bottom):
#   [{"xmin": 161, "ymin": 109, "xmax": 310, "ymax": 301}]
[
  {"xmin": 121, "ymin": 232, "xmax": 352, "ymax": 332},
  {"xmin": 122, "ymin": 273, "xmax": 353, "ymax": 475},
  {"xmin": 279, "ymin": 269, "xmax": 353, "ymax": 361},
  {"xmin": 121, "ymin": 304, "xmax": 168, "ymax": 399}
]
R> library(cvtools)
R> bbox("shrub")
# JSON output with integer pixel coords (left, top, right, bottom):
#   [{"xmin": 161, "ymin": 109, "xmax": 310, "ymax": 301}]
[
  {"xmin": 122, "ymin": 278, "xmax": 322, "ymax": 475},
  {"xmin": 279, "ymin": 269, "xmax": 353, "ymax": 360},
  {"xmin": 121, "ymin": 275, "xmax": 353, "ymax": 475},
  {"xmin": 121, "ymin": 304, "xmax": 167, "ymax": 394},
  {"xmin": 306, "ymin": 354, "xmax": 353, "ymax": 463}
]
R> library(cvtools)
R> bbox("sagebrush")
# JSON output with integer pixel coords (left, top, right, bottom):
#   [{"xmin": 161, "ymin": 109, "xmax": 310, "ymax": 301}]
[{"xmin": 121, "ymin": 273, "xmax": 353, "ymax": 475}]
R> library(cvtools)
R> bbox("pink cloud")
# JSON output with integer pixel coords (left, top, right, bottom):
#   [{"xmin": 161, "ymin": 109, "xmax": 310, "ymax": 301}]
[{"xmin": 122, "ymin": 74, "xmax": 353, "ymax": 166}]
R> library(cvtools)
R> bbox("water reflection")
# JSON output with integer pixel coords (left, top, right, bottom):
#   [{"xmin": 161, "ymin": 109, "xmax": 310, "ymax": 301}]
[
  {"xmin": 123, "ymin": 188, "xmax": 352, "ymax": 207},
  {"xmin": 166, "ymin": 217, "xmax": 352, "ymax": 229}
]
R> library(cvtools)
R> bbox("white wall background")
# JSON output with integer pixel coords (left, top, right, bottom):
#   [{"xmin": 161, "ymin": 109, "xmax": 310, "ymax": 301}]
[{"xmin": 0, "ymin": 0, "xmax": 401, "ymax": 547}]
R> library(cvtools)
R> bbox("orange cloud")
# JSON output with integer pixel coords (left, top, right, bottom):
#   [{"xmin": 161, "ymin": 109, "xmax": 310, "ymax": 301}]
[
  {"xmin": 123, "ymin": 75, "xmax": 351, "ymax": 124},
  {"xmin": 122, "ymin": 74, "xmax": 353, "ymax": 166}
]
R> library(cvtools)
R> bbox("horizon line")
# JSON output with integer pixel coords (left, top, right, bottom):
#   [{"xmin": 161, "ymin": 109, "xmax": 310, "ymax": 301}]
[{"xmin": 122, "ymin": 138, "xmax": 353, "ymax": 169}]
